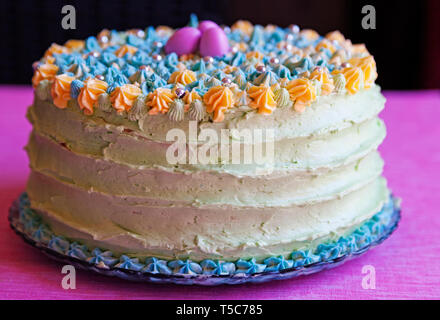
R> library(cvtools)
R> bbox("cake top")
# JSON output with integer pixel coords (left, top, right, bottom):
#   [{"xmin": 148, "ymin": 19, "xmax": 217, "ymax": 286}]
[{"xmin": 32, "ymin": 15, "xmax": 377, "ymax": 123}]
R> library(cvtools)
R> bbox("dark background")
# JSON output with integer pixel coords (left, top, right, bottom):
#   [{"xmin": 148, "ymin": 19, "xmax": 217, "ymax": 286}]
[{"xmin": 0, "ymin": 0, "xmax": 438, "ymax": 89}]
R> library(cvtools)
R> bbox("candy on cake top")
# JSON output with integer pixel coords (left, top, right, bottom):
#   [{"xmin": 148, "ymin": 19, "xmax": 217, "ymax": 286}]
[{"xmin": 32, "ymin": 14, "xmax": 377, "ymax": 122}]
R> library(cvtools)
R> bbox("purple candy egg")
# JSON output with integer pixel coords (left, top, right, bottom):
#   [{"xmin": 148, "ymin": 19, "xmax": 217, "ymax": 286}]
[
  {"xmin": 198, "ymin": 20, "xmax": 219, "ymax": 33},
  {"xmin": 165, "ymin": 27, "xmax": 201, "ymax": 56},
  {"xmin": 199, "ymin": 27, "xmax": 230, "ymax": 57}
]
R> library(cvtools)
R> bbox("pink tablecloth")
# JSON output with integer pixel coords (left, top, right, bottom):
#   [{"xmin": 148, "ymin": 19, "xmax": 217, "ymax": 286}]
[{"xmin": 0, "ymin": 86, "xmax": 439, "ymax": 300}]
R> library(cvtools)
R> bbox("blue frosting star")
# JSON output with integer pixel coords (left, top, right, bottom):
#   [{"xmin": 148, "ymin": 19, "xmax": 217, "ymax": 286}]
[
  {"xmin": 48, "ymin": 236, "xmax": 70, "ymax": 254},
  {"xmin": 168, "ymin": 259, "xmax": 202, "ymax": 275},
  {"xmin": 87, "ymin": 248, "xmax": 118, "ymax": 267},
  {"xmin": 115, "ymin": 255, "xmax": 145, "ymax": 271},
  {"xmin": 235, "ymin": 258, "xmax": 266, "ymax": 274},
  {"xmin": 263, "ymin": 256, "xmax": 294, "ymax": 272},
  {"xmin": 291, "ymin": 250, "xmax": 320, "ymax": 268},
  {"xmin": 200, "ymin": 260, "xmax": 236, "ymax": 275},
  {"xmin": 67, "ymin": 242, "xmax": 90, "ymax": 260},
  {"xmin": 32, "ymin": 225, "xmax": 52, "ymax": 245},
  {"xmin": 143, "ymin": 257, "xmax": 172, "ymax": 275}
]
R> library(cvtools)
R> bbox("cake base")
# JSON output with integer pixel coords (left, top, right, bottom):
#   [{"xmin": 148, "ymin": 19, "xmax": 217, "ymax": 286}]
[{"xmin": 9, "ymin": 193, "xmax": 400, "ymax": 286}]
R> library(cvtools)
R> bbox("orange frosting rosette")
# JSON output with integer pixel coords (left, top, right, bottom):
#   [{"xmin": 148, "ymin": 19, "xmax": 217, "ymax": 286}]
[
  {"xmin": 51, "ymin": 74, "xmax": 75, "ymax": 109},
  {"xmin": 32, "ymin": 63, "xmax": 59, "ymax": 88},
  {"xmin": 110, "ymin": 84, "xmax": 142, "ymax": 113},
  {"xmin": 310, "ymin": 68, "xmax": 335, "ymax": 95},
  {"xmin": 64, "ymin": 39, "xmax": 85, "ymax": 51},
  {"xmin": 286, "ymin": 78, "xmax": 317, "ymax": 112},
  {"xmin": 44, "ymin": 43, "xmax": 69, "ymax": 58},
  {"xmin": 315, "ymin": 39, "xmax": 336, "ymax": 54},
  {"xmin": 147, "ymin": 88, "xmax": 176, "ymax": 115},
  {"xmin": 248, "ymin": 85, "xmax": 277, "ymax": 115},
  {"xmin": 231, "ymin": 20, "xmax": 254, "ymax": 36},
  {"xmin": 340, "ymin": 67, "xmax": 364, "ymax": 95},
  {"xmin": 246, "ymin": 51, "xmax": 264, "ymax": 61},
  {"xmin": 168, "ymin": 69, "xmax": 197, "ymax": 85},
  {"xmin": 77, "ymin": 78, "xmax": 108, "ymax": 115},
  {"xmin": 114, "ymin": 44, "xmax": 138, "ymax": 58},
  {"xmin": 325, "ymin": 30, "xmax": 345, "ymax": 43},
  {"xmin": 203, "ymin": 86, "xmax": 234, "ymax": 122},
  {"xmin": 299, "ymin": 29, "xmax": 320, "ymax": 41},
  {"xmin": 348, "ymin": 55, "xmax": 377, "ymax": 89}
]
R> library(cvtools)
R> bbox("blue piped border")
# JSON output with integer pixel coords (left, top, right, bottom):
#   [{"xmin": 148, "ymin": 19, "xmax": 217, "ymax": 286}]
[{"xmin": 9, "ymin": 192, "xmax": 400, "ymax": 285}]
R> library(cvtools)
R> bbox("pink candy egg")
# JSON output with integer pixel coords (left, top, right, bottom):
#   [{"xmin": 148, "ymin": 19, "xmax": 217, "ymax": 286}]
[
  {"xmin": 165, "ymin": 27, "xmax": 201, "ymax": 56},
  {"xmin": 198, "ymin": 20, "xmax": 219, "ymax": 33},
  {"xmin": 199, "ymin": 27, "xmax": 230, "ymax": 57}
]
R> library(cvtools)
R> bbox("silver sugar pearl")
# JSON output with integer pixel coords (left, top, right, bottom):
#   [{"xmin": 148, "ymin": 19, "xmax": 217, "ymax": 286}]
[
  {"xmin": 99, "ymin": 35, "xmax": 109, "ymax": 44},
  {"xmin": 175, "ymin": 87, "xmax": 186, "ymax": 99},
  {"xmin": 269, "ymin": 57, "xmax": 280, "ymax": 65},
  {"xmin": 231, "ymin": 46, "xmax": 239, "ymax": 54},
  {"xmin": 285, "ymin": 34, "xmax": 294, "ymax": 41},
  {"xmin": 341, "ymin": 62, "xmax": 351, "ymax": 68},
  {"xmin": 289, "ymin": 24, "xmax": 300, "ymax": 33},
  {"xmin": 152, "ymin": 54, "xmax": 162, "ymax": 61},
  {"xmin": 203, "ymin": 56, "xmax": 214, "ymax": 63},
  {"xmin": 137, "ymin": 30, "xmax": 145, "ymax": 38},
  {"xmin": 285, "ymin": 44, "xmax": 293, "ymax": 51},
  {"xmin": 95, "ymin": 74, "xmax": 105, "ymax": 81},
  {"xmin": 256, "ymin": 65, "xmax": 266, "ymax": 73},
  {"xmin": 221, "ymin": 77, "xmax": 232, "ymax": 85},
  {"xmin": 153, "ymin": 41, "xmax": 163, "ymax": 48},
  {"xmin": 88, "ymin": 51, "xmax": 100, "ymax": 58}
]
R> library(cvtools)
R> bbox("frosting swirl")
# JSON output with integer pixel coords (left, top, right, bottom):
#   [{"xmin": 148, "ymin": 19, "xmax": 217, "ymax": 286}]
[
  {"xmin": 32, "ymin": 63, "xmax": 59, "ymax": 88},
  {"xmin": 168, "ymin": 69, "xmax": 197, "ymax": 85},
  {"xmin": 286, "ymin": 78, "xmax": 317, "ymax": 112},
  {"xmin": 248, "ymin": 85, "xmax": 277, "ymax": 115},
  {"xmin": 310, "ymin": 67, "xmax": 335, "ymax": 95},
  {"xmin": 110, "ymin": 84, "xmax": 142, "ymax": 113},
  {"xmin": 147, "ymin": 88, "xmax": 176, "ymax": 114},
  {"xmin": 203, "ymin": 86, "xmax": 234, "ymax": 122},
  {"xmin": 349, "ymin": 55, "xmax": 377, "ymax": 89},
  {"xmin": 77, "ymin": 78, "xmax": 108, "ymax": 115},
  {"xmin": 51, "ymin": 74, "xmax": 75, "ymax": 109}
]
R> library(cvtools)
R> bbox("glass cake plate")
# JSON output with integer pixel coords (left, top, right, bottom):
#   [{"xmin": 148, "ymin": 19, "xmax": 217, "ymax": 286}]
[{"xmin": 9, "ymin": 193, "xmax": 401, "ymax": 286}]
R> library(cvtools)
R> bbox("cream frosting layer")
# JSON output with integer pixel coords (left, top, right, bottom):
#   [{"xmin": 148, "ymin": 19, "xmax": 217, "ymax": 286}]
[{"xmin": 26, "ymin": 84, "xmax": 389, "ymax": 261}]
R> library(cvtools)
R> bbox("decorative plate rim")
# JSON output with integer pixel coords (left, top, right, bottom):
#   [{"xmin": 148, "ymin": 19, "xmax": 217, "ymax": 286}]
[{"xmin": 8, "ymin": 193, "xmax": 401, "ymax": 286}]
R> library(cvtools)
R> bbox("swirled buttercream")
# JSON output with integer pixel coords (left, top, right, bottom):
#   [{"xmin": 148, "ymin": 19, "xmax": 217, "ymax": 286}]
[
  {"xmin": 248, "ymin": 85, "xmax": 277, "ymax": 115},
  {"xmin": 110, "ymin": 84, "xmax": 142, "ymax": 113},
  {"xmin": 51, "ymin": 74, "xmax": 75, "ymax": 109},
  {"xmin": 286, "ymin": 78, "xmax": 317, "ymax": 112},
  {"xmin": 147, "ymin": 88, "xmax": 176, "ymax": 114},
  {"xmin": 114, "ymin": 44, "xmax": 138, "ymax": 58},
  {"xmin": 77, "ymin": 78, "xmax": 108, "ymax": 115},
  {"xmin": 310, "ymin": 68, "xmax": 335, "ymax": 96},
  {"xmin": 168, "ymin": 69, "xmax": 197, "ymax": 85},
  {"xmin": 341, "ymin": 67, "xmax": 364, "ymax": 95},
  {"xmin": 32, "ymin": 63, "xmax": 59, "ymax": 88},
  {"xmin": 203, "ymin": 85, "xmax": 234, "ymax": 122},
  {"xmin": 349, "ymin": 56, "xmax": 378, "ymax": 89}
]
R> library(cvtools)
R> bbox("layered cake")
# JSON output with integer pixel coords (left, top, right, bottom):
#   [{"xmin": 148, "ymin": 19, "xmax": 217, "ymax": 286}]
[{"xmin": 21, "ymin": 16, "xmax": 398, "ymax": 277}]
